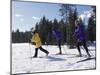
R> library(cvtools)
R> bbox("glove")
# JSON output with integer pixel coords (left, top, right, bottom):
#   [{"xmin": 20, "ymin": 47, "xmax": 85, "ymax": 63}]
[
  {"xmin": 31, "ymin": 42, "xmax": 36, "ymax": 45},
  {"xmin": 29, "ymin": 39, "xmax": 36, "ymax": 45}
]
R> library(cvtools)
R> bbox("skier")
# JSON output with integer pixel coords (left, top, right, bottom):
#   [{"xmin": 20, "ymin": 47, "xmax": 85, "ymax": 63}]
[
  {"xmin": 30, "ymin": 30, "xmax": 49, "ymax": 58},
  {"xmin": 51, "ymin": 29, "xmax": 62, "ymax": 54},
  {"xmin": 74, "ymin": 19, "xmax": 91, "ymax": 57}
]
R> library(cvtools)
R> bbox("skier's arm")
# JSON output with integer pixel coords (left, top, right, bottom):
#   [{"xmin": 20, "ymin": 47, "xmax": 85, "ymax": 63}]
[{"xmin": 28, "ymin": 38, "xmax": 36, "ymax": 45}]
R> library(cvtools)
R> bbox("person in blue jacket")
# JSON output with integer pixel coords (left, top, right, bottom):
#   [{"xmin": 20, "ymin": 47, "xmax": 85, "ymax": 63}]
[
  {"xmin": 51, "ymin": 29, "xmax": 62, "ymax": 54},
  {"xmin": 74, "ymin": 19, "xmax": 91, "ymax": 57}
]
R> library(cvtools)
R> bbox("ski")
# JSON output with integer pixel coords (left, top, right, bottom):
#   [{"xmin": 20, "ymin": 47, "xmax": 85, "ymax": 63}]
[{"xmin": 76, "ymin": 57, "xmax": 95, "ymax": 63}]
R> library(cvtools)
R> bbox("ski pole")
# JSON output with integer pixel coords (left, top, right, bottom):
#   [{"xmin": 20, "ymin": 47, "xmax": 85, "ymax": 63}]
[
  {"xmin": 29, "ymin": 42, "xmax": 32, "ymax": 58},
  {"xmin": 81, "ymin": 46, "xmax": 94, "ymax": 57}
]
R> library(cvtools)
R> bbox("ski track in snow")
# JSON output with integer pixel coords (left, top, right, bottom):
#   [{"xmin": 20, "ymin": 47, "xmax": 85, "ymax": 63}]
[{"xmin": 12, "ymin": 43, "xmax": 96, "ymax": 74}]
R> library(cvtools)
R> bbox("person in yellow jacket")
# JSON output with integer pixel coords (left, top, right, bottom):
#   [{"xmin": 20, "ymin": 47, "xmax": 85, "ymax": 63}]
[{"xmin": 31, "ymin": 30, "xmax": 49, "ymax": 58}]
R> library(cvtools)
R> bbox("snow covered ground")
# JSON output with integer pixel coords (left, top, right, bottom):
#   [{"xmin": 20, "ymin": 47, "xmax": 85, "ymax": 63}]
[{"xmin": 12, "ymin": 43, "xmax": 96, "ymax": 74}]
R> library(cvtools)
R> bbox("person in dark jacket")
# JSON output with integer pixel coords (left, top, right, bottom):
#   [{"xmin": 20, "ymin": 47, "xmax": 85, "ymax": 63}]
[
  {"xmin": 74, "ymin": 19, "xmax": 91, "ymax": 57},
  {"xmin": 51, "ymin": 29, "xmax": 62, "ymax": 54}
]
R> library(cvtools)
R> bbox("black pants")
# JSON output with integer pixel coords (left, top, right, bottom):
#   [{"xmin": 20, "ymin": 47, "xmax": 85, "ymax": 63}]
[
  {"xmin": 58, "ymin": 40, "xmax": 62, "ymax": 54},
  {"xmin": 76, "ymin": 40, "xmax": 90, "ymax": 56},
  {"xmin": 34, "ymin": 46, "xmax": 49, "ymax": 57}
]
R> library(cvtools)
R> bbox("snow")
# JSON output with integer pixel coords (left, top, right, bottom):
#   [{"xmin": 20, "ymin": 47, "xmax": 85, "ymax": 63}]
[{"xmin": 12, "ymin": 43, "xmax": 96, "ymax": 74}]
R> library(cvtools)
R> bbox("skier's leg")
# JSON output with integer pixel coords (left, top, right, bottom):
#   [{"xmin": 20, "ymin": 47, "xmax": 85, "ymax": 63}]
[
  {"xmin": 58, "ymin": 40, "xmax": 62, "ymax": 54},
  {"xmin": 76, "ymin": 42, "xmax": 82, "ymax": 56},
  {"xmin": 39, "ymin": 46, "xmax": 49, "ymax": 55},
  {"xmin": 33, "ymin": 48, "xmax": 38, "ymax": 57},
  {"xmin": 82, "ymin": 40, "xmax": 91, "ymax": 57}
]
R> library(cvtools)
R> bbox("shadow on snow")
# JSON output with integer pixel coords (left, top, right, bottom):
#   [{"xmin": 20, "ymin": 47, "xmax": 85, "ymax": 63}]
[{"xmin": 47, "ymin": 56, "xmax": 66, "ymax": 61}]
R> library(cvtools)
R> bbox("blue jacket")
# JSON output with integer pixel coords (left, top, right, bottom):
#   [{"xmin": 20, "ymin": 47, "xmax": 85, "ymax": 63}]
[
  {"xmin": 52, "ymin": 30, "xmax": 61, "ymax": 42},
  {"xmin": 74, "ymin": 24, "xmax": 85, "ymax": 41}
]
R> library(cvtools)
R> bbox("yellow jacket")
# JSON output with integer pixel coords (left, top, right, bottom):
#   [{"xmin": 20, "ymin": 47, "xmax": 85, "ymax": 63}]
[{"xmin": 31, "ymin": 33, "xmax": 42, "ymax": 48}]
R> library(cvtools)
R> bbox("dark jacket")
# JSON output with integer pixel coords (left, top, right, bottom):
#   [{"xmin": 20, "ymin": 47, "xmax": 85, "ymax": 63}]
[
  {"xmin": 52, "ymin": 30, "xmax": 61, "ymax": 42},
  {"xmin": 74, "ymin": 24, "xmax": 85, "ymax": 41}
]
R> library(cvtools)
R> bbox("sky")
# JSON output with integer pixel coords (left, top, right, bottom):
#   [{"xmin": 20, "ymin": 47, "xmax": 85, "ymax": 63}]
[{"xmin": 12, "ymin": 1, "xmax": 94, "ymax": 32}]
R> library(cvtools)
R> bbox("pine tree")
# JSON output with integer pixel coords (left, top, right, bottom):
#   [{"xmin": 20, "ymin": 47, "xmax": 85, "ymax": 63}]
[
  {"xmin": 87, "ymin": 6, "xmax": 96, "ymax": 42},
  {"xmin": 87, "ymin": 15, "xmax": 96, "ymax": 42},
  {"xmin": 59, "ymin": 4, "xmax": 78, "ymax": 48}
]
